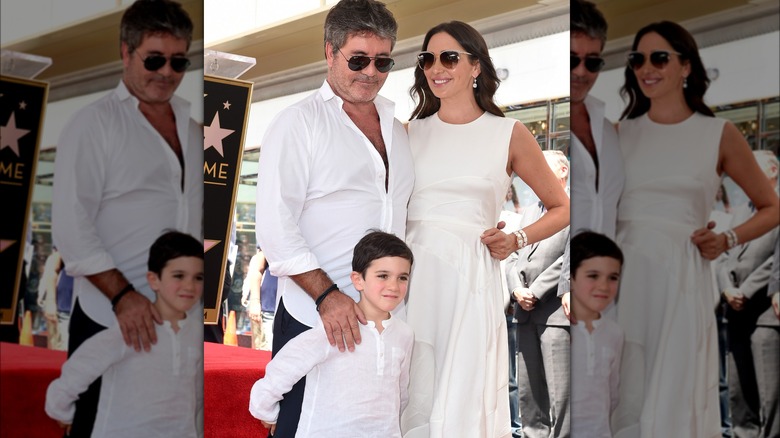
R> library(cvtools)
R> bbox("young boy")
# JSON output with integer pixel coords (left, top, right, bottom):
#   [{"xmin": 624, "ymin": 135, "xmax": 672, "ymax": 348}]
[
  {"xmin": 249, "ymin": 230, "xmax": 414, "ymax": 437},
  {"xmin": 45, "ymin": 231, "xmax": 204, "ymax": 437},
  {"xmin": 569, "ymin": 231, "xmax": 624, "ymax": 438}
]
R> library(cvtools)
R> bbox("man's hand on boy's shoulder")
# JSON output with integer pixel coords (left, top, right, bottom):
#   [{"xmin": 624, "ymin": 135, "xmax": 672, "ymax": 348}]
[
  {"xmin": 318, "ymin": 290, "xmax": 367, "ymax": 353},
  {"xmin": 114, "ymin": 291, "xmax": 162, "ymax": 352}
]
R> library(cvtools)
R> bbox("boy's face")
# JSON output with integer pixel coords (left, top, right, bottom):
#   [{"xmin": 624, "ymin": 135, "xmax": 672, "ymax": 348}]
[
  {"xmin": 350, "ymin": 256, "xmax": 411, "ymax": 317},
  {"xmin": 147, "ymin": 256, "xmax": 204, "ymax": 318},
  {"xmin": 571, "ymin": 256, "xmax": 621, "ymax": 315}
]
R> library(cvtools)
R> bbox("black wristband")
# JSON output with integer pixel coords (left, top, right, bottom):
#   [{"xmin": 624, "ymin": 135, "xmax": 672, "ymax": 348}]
[
  {"xmin": 315, "ymin": 284, "xmax": 339, "ymax": 312},
  {"xmin": 111, "ymin": 284, "xmax": 134, "ymax": 313}
]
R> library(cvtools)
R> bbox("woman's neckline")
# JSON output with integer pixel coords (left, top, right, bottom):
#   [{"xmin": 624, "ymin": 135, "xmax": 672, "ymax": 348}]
[
  {"xmin": 435, "ymin": 110, "xmax": 487, "ymax": 126},
  {"xmin": 644, "ymin": 110, "xmax": 697, "ymax": 126}
]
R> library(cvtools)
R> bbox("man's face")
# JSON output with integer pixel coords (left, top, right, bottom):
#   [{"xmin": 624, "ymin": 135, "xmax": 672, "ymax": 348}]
[
  {"xmin": 122, "ymin": 33, "xmax": 188, "ymax": 106},
  {"xmin": 326, "ymin": 33, "xmax": 393, "ymax": 104},
  {"xmin": 570, "ymin": 32, "xmax": 603, "ymax": 104}
]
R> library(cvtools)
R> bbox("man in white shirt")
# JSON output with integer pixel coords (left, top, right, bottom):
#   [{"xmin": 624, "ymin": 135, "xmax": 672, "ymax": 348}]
[
  {"xmin": 51, "ymin": 1, "xmax": 201, "ymax": 436},
  {"xmin": 570, "ymin": 0, "xmax": 624, "ymax": 241},
  {"xmin": 565, "ymin": 0, "xmax": 625, "ymax": 325},
  {"xmin": 254, "ymin": 1, "xmax": 414, "ymax": 436}
]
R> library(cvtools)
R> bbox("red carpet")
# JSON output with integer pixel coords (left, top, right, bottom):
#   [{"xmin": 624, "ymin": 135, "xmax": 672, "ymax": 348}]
[
  {"xmin": 0, "ymin": 341, "xmax": 271, "ymax": 438},
  {"xmin": 0, "ymin": 342, "xmax": 67, "ymax": 438},
  {"xmin": 204, "ymin": 342, "xmax": 271, "ymax": 438}
]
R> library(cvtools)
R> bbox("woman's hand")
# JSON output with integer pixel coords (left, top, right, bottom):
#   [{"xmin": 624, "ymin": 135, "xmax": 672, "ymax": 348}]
[
  {"xmin": 481, "ymin": 226, "xmax": 516, "ymax": 260},
  {"xmin": 691, "ymin": 221, "xmax": 728, "ymax": 260}
]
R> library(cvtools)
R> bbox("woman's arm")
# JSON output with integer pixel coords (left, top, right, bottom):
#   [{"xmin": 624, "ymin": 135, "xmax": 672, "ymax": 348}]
[
  {"xmin": 692, "ymin": 122, "xmax": 779, "ymax": 259},
  {"xmin": 482, "ymin": 122, "xmax": 570, "ymax": 260}
]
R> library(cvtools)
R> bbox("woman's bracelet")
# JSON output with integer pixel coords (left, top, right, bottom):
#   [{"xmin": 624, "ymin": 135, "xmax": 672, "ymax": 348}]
[
  {"xmin": 723, "ymin": 229, "xmax": 739, "ymax": 249},
  {"xmin": 315, "ymin": 284, "xmax": 339, "ymax": 312},
  {"xmin": 513, "ymin": 229, "xmax": 528, "ymax": 250}
]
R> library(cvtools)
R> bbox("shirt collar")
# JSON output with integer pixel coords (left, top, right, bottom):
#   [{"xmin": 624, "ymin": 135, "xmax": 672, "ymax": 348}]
[
  {"xmin": 114, "ymin": 79, "xmax": 190, "ymax": 116},
  {"xmin": 116, "ymin": 79, "xmax": 137, "ymax": 104},
  {"xmin": 365, "ymin": 313, "xmax": 394, "ymax": 329},
  {"xmin": 317, "ymin": 79, "xmax": 395, "ymax": 118}
]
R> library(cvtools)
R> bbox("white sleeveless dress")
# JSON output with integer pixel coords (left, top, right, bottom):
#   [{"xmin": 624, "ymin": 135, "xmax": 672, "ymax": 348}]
[
  {"xmin": 401, "ymin": 112, "xmax": 514, "ymax": 438},
  {"xmin": 612, "ymin": 112, "xmax": 725, "ymax": 438}
]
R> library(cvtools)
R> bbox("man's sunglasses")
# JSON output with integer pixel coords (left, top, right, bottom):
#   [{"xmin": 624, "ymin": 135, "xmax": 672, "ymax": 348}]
[
  {"xmin": 140, "ymin": 54, "xmax": 191, "ymax": 73},
  {"xmin": 417, "ymin": 50, "xmax": 473, "ymax": 71},
  {"xmin": 626, "ymin": 50, "xmax": 681, "ymax": 70},
  {"xmin": 338, "ymin": 49, "xmax": 395, "ymax": 73},
  {"xmin": 570, "ymin": 55, "xmax": 605, "ymax": 73}
]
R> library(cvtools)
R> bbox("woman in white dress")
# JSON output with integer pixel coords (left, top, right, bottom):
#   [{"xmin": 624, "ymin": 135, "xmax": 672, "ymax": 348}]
[
  {"xmin": 399, "ymin": 21, "xmax": 569, "ymax": 438},
  {"xmin": 611, "ymin": 21, "xmax": 780, "ymax": 437}
]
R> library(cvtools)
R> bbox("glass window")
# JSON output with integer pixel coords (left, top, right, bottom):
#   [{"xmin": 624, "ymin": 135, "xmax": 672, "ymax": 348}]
[
  {"xmin": 552, "ymin": 101, "xmax": 570, "ymax": 133},
  {"xmin": 715, "ymin": 104, "xmax": 759, "ymax": 149}
]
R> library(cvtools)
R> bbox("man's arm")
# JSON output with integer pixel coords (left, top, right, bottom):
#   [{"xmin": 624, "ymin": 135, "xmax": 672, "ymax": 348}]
[
  {"xmin": 529, "ymin": 227, "xmax": 570, "ymax": 302},
  {"xmin": 769, "ymin": 237, "xmax": 780, "ymax": 319},
  {"xmin": 289, "ymin": 269, "xmax": 365, "ymax": 352},
  {"xmin": 52, "ymin": 107, "xmax": 160, "ymax": 351},
  {"xmin": 255, "ymin": 107, "xmax": 365, "ymax": 352},
  {"xmin": 558, "ymin": 238, "xmax": 573, "ymax": 322}
]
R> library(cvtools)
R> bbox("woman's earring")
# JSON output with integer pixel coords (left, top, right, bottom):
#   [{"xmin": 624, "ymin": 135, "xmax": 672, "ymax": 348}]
[
  {"xmin": 473, "ymin": 77, "xmax": 478, "ymax": 89},
  {"xmin": 683, "ymin": 77, "xmax": 688, "ymax": 89}
]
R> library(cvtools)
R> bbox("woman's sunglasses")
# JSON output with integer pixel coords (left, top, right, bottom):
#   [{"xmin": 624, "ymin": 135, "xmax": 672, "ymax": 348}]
[
  {"xmin": 570, "ymin": 55, "xmax": 605, "ymax": 73},
  {"xmin": 417, "ymin": 50, "xmax": 473, "ymax": 71},
  {"xmin": 140, "ymin": 54, "xmax": 191, "ymax": 73},
  {"xmin": 626, "ymin": 50, "xmax": 681, "ymax": 70},
  {"xmin": 338, "ymin": 49, "xmax": 395, "ymax": 73}
]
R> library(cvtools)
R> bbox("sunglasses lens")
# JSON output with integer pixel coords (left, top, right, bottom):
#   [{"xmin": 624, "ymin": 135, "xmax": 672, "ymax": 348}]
[
  {"xmin": 143, "ymin": 55, "xmax": 167, "ymax": 71},
  {"xmin": 347, "ymin": 56, "xmax": 370, "ymax": 72},
  {"xmin": 170, "ymin": 57, "xmax": 190, "ymax": 73},
  {"xmin": 440, "ymin": 51, "xmax": 461, "ymax": 69},
  {"xmin": 417, "ymin": 52, "xmax": 434, "ymax": 70},
  {"xmin": 584, "ymin": 57, "xmax": 605, "ymax": 73},
  {"xmin": 570, "ymin": 55, "xmax": 581, "ymax": 71},
  {"xmin": 627, "ymin": 52, "xmax": 645, "ymax": 70},
  {"xmin": 650, "ymin": 51, "xmax": 671, "ymax": 68},
  {"xmin": 374, "ymin": 57, "xmax": 394, "ymax": 73}
]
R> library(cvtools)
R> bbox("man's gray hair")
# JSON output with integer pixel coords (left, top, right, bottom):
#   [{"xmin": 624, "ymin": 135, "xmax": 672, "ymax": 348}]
[
  {"xmin": 571, "ymin": 0, "xmax": 608, "ymax": 48},
  {"xmin": 324, "ymin": 0, "xmax": 398, "ymax": 53},
  {"xmin": 120, "ymin": 0, "xmax": 193, "ymax": 55}
]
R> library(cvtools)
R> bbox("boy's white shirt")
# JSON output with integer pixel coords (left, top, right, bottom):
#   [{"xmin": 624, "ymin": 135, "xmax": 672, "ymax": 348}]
[
  {"xmin": 45, "ymin": 305, "xmax": 203, "ymax": 438},
  {"xmin": 570, "ymin": 316, "xmax": 624, "ymax": 438},
  {"xmin": 249, "ymin": 315, "xmax": 414, "ymax": 437}
]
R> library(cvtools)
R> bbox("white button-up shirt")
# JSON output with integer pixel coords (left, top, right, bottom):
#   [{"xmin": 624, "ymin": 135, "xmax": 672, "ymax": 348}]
[
  {"xmin": 52, "ymin": 80, "xmax": 203, "ymax": 327},
  {"xmin": 571, "ymin": 317, "xmax": 624, "ymax": 438},
  {"xmin": 45, "ymin": 307, "xmax": 203, "ymax": 438},
  {"xmin": 255, "ymin": 80, "xmax": 414, "ymax": 327},
  {"xmin": 570, "ymin": 95, "xmax": 624, "ymax": 240},
  {"xmin": 249, "ymin": 318, "xmax": 414, "ymax": 437}
]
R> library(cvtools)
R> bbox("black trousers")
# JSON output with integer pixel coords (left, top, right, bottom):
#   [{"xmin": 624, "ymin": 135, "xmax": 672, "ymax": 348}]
[
  {"xmin": 65, "ymin": 299, "xmax": 107, "ymax": 438},
  {"xmin": 268, "ymin": 298, "xmax": 312, "ymax": 438}
]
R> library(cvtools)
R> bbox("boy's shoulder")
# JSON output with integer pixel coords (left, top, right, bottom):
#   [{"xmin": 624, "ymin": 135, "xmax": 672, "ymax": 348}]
[
  {"xmin": 598, "ymin": 316, "xmax": 624, "ymax": 341},
  {"xmin": 387, "ymin": 318, "xmax": 415, "ymax": 344}
]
